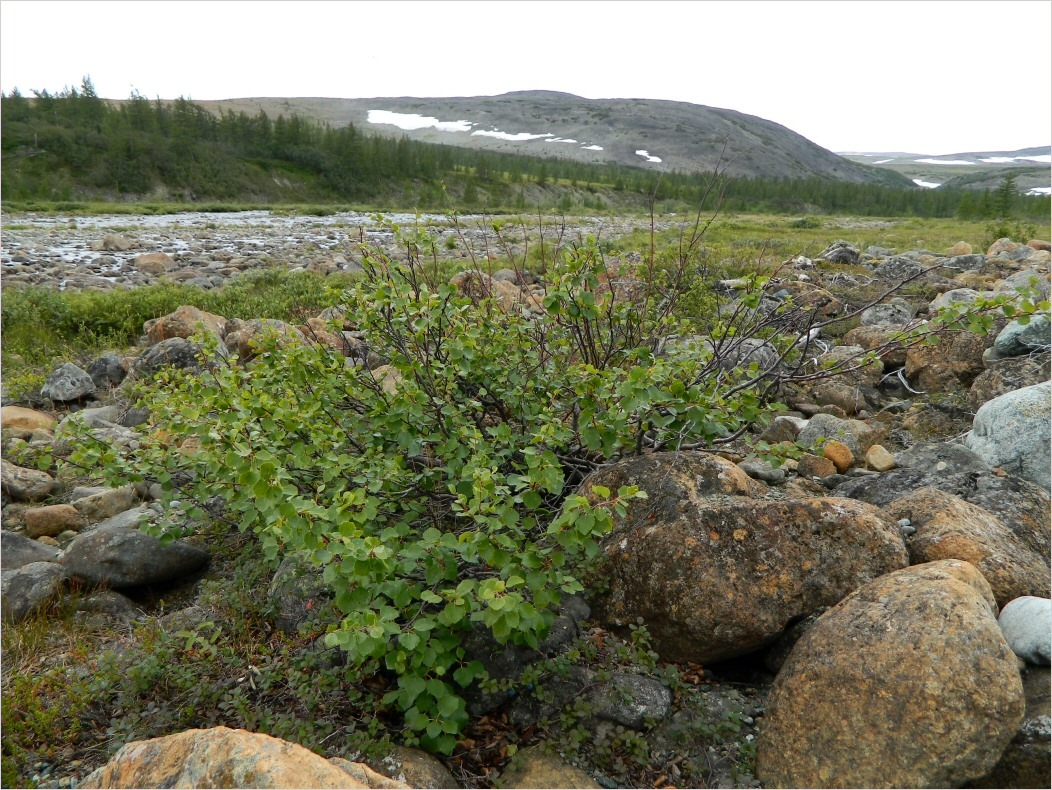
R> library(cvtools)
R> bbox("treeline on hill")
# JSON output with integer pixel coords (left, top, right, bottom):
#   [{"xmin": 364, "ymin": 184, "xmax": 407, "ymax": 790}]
[{"xmin": 2, "ymin": 78, "xmax": 1049, "ymax": 221}]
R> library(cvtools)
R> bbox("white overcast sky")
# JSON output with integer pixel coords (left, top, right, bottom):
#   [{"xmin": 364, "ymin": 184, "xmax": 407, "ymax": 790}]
[{"xmin": 2, "ymin": 0, "xmax": 1050, "ymax": 155}]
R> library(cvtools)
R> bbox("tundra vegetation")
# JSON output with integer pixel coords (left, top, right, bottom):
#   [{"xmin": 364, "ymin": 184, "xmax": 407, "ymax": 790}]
[{"xmin": 2, "ymin": 81, "xmax": 1050, "ymax": 790}]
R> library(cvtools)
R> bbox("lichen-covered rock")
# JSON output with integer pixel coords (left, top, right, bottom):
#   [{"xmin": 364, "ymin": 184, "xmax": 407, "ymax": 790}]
[
  {"xmin": 836, "ymin": 442, "xmax": 1051, "ymax": 566},
  {"xmin": 756, "ymin": 560, "xmax": 1025, "ymax": 788},
  {"xmin": 965, "ymin": 381, "xmax": 1051, "ymax": 491},
  {"xmin": 40, "ymin": 362, "xmax": 96, "ymax": 402},
  {"xmin": 144, "ymin": 304, "xmax": 227, "ymax": 345},
  {"xmin": 888, "ymin": 488, "xmax": 1050, "ymax": 607},
  {"xmin": 134, "ymin": 337, "xmax": 207, "ymax": 377},
  {"xmin": 796, "ymin": 412, "xmax": 885, "ymax": 458},
  {"xmin": 965, "ymin": 666, "xmax": 1051, "ymax": 789},
  {"xmin": 967, "ymin": 350, "xmax": 1050, "ymax": 411},
  {"xmin": 78, "ymin": 726, "xmax": 404, "ymax": 788},
  {"xmin": 583, "ymin": 454, "xmax": 907, "ymax": 663}
]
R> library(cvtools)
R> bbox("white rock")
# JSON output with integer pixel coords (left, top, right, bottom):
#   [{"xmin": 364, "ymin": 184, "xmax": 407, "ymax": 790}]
[{"xmin": 998, "ymin": 596, "xmax": 1052, "ymax": 665}]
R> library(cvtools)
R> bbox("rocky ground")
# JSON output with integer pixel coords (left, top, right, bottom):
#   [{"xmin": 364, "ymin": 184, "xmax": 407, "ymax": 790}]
[
  {"xmin": 0, "ymin": 210, "xmax": 664, "ymax": 292},
  {"xmin": 1, "ymin": 219, "xmax": 1050, "ymax": 789}
]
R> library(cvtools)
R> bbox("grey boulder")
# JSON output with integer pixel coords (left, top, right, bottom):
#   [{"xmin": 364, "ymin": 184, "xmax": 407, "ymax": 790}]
[
  {"xmin": 964, "ymin": 381, "xmax": 1051, "ymax": 491},
  {"xmin": 1, "ymin": 561, "xmax": 69, "ymax": 623},
  {"xmin": 60, "ymin": 524, "xmax": 209, "ymax": 588},
  {"xmin": 40, "ymin": 362, "xmax": 96, "ymax": 402},
  {"xmin": 1, "ymin": 529, "xmax": 62, "ymax": 570}
]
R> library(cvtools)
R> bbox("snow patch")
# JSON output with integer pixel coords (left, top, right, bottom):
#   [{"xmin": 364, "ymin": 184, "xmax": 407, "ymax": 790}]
[
  {"xmin": 582, "ymin": 144, "xmax": 604, "ymax": 151},
  {"xmin": 635, "ymin": 150, "xmax": 662, "ymax": 163},
  {"xmin": 872, "ymin": 159, "xmax": 893, "ymax": 164},
  {"xmin": 472, "ymin": 129, "xmax": 553, "ymax": 142},
  {"xmin": 981, "ymin": 154, "xmax": 1052, "ymax": 165},
  {"xmin": 913, "ymin": 178, "xmax": 942, "ymax": 188},
  {"xmin": 914, "ymin": 158, "xmax": 977, "ymax": 165},
  {"xmin": 1027, "ymin": 186, "xmax": 1052, "ymax": 196},
  {"xmin": 367, "ymin": 110, "xmax": 473, "ymax": 132}
]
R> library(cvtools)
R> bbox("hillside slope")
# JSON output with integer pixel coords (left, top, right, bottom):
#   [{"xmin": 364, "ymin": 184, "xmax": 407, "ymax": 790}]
[{"xmin": 191, "ymin": 91, "xmax": 912, "ymax": 187}]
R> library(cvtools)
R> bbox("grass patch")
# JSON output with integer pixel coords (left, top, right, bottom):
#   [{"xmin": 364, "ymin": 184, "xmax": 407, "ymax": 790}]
[{"xmin": 0, "ymin": 268, "xmax": 360, "ymax": 399}]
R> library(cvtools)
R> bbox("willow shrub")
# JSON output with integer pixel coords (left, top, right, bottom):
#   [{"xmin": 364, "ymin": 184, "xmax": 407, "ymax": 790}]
[{"xmin": 71, "ymin": 231, "xmax": 779, "ymax": 754}]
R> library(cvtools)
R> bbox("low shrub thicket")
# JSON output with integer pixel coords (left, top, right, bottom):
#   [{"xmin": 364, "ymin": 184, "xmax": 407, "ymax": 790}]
[{"xmin": 69, "ymin": 221, "xmax": 794, "ymax": 753}]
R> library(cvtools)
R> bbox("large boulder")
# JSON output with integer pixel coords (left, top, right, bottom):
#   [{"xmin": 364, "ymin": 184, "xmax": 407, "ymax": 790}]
[
  {"xmin": 1, "ymin": 459, "xmax": 59, "ymax": 503},
  {"xmin": 835, "ymin": 442, "xmax": 1051, "ymax": 565},
  {"xmin": 905, "ymin": 327, "xmax": 997, "ymax": 393},
  {"xmin": 60, "ymin": 524, "xmax": 209, "ymax": 589},
  {"xmin": 134, "ymin": 337, "xmax": 207, "ymax": 377},
  {"xmin": 1, "ymin": 406, "xmax": 56, "ymax": 432},
  {"xmin": 144, "ymin": 304, "xmax": 227, "ymax": 345},
  {"xmin": 582, "ymin": 453, "xmax": 907, "ymax": 663},
  {"xmin": 993, "ymin": 314, "xmax": 1051, "ymax": 358},
  {"xmin": 966, "ymin": 350, "xmax": 1050, "ymax": 411},
  {"xmin": 1, "ymin": 561, "xmax": 68, "ymax": 623},
  {"xmin": 964, "ymin": 381, "xmax": 1051, "ymax": 491},
  {"xmin": 795, "ymin": 412, "xmax": 885, "ymax": 458},
  {"xmin": 887, "ymin": 487, "xmax": 1050, "ymax": 607},
  {"xmin": 79, "ymin": 726, "xmax": 404, "ymax": 788},
  {"xmin": 40, "ymin": 362, "xmax": 96, "ymax": 402},
  {"xmin": 224, "ymin": 318, "xmax": 310, "ymax": 361},
  {"xmin": 1, "ymin": 530, "xmax": 61, "ymax": 570},
  {"xmin": 966, "ymin": 666, "xmax": 1051, "ymax": 789},
  {"xmin": 756, "ymin": 560, "xmax": 1025, "ymax": 788},
  {"xmin": 860, "ymin": 297, "xmax": 914, "ymax": 328},
  {"xmin": 997, "ymin": 596, "xmax": 1051, "ymax": 665}
]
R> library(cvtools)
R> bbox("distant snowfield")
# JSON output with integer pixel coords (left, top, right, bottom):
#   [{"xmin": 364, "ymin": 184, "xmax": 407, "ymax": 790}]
[
  {"xmin": 635, "ymin": 150, "xmax": 662, "ymax": 163},
  {"xmin": 1028, "ymin": 186, "xmax": 1052, "ymax": 196},
  {"xmin": 982, "ymin": 154, "xmax": 1052, "ymax": 164},
  {"xmin": 367, "ymin": 109, "xmax": 606, "ymax": 152},
  {"xmin": 914, "ymin": 158, "xmax": 976, "ymax": 166},
  {"xmin": 912, "ymin": 178, "xmax": 942, "ymax": 188}
]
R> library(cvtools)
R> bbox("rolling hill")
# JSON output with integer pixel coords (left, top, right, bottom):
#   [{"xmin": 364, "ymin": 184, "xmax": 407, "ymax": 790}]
[{"xmin": 191, "ymin": 91, "xmax": 914, "ymax": 187}]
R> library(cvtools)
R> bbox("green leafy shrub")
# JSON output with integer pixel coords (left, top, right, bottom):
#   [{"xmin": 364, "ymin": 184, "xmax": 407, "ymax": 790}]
[{"xmin": 71, "ymin": 223, "xmax": 793, "ymax": 753}]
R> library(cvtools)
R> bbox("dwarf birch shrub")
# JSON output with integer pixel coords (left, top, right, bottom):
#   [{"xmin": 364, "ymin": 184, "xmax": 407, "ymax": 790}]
[{"xmin": 71, "ymin": 229, "xmax": 785, "ymax": 753}]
